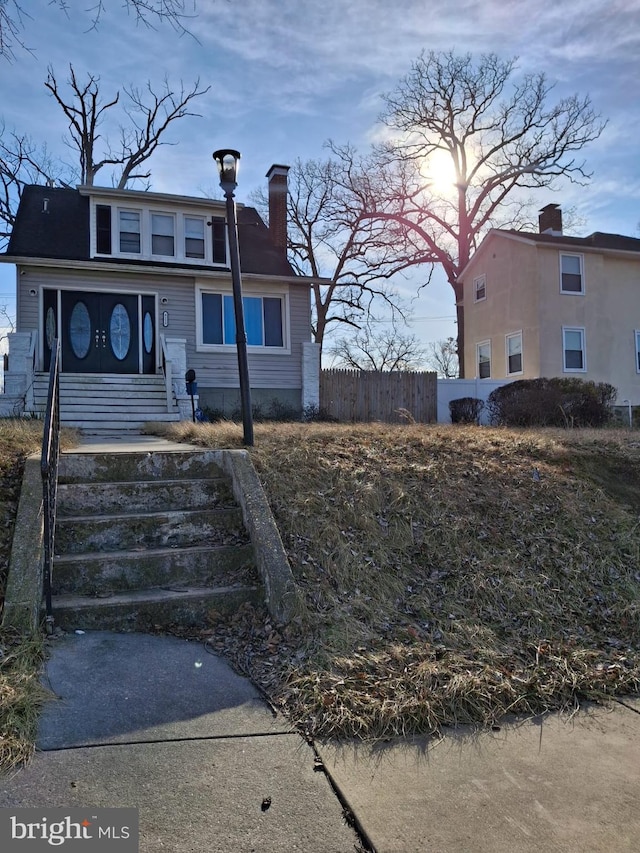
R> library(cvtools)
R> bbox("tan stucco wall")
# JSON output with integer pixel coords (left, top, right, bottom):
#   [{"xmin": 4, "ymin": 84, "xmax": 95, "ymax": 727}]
[
  {"xmin": 463, "ymin": 235, "xmax": 640, "ymax": 404},
  {"xmin": 463, "ymin": 236, "xmax": 541, "ymax": 380}
]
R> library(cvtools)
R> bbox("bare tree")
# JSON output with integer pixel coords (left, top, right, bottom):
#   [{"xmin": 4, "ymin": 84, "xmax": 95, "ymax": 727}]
[
  {"xmin": 425, "ymin": 337, "xmax": 458, "ymax": 378},
  {"xmin": 44, "ymin": 65, "xmax": 209, "ymax": 187},
  {"xmin": 1, "ymin": 1, "xmax": 198, "ymax": 61},
  {"xmin": 349, "ymin": 50, "xmax": 606, "ymax": 376},
  {"xmin": 253, "ymin": 157, "xmax": 428, "ymax": 354},
  {"xmin": 0, "ymin": 124, "xmax": 61, "ymax": 245},
  {"xmin": 0, "ymin": 66, "xmax": 209, "ymax": 246},
  {"xmin": 329, "ymin": 320, "xmax": 428, "ymax": 372}
]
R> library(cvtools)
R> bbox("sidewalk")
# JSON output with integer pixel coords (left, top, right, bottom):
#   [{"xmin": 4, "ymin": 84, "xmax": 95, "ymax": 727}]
[
  {"xmin": 1, "ymin": 631, "xmax": 640, "ymax": 852},
  {"xmin": 0, "ymin": 631, "xmax": 361, "ymax": 852},
  {"xmin": 317, "ymin": 698, "xmax": 640, "ymax": 852},
  {"xmin": 0, "ymin": 632, "xmax": 640, "ymax": 853}
]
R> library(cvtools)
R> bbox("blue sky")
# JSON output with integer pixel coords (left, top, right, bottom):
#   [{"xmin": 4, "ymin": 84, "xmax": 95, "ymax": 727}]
[{"xmin": 1, "ymin": 0, "xmax": 639, "ymax": 351}]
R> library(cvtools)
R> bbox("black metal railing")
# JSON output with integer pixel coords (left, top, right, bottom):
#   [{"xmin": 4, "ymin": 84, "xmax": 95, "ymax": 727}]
[{"xmin": 41, "ymin": 338, "xmax": 61, "ymax": 634}]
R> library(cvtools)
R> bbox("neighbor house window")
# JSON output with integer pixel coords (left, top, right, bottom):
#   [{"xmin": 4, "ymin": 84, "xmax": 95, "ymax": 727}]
[
  {"xmin": 563, "ymin": 327, "xmax": 586, "ymax": 371},
  {"xmin": 560, "ymin": 253, "xmax": 584, "ymax": 294},
  {"xmin": 474, "ymin": 275, "xmax": 486, "ymax": 302},
  {"xmin": 636, "ymin": 330, "xmax": 640, "ymax": 373},
  {"xmin": 119, "ymin": 210, "xmax": 141, "ymax": 253},
  {"xmin": 201, "ymin": 292, "xmax": 284, "ymax": 348},
  {"xmin": 477, "ymin": 340, "xmax": 491, "ymax": 378},
  {"xmin": 506, "ymin": 331, "xmax": 523, "ymax": 375},
  {"xmin": 185, "ymin": 216, "xmax": 205, "ymax": 259},
  {"xmin": 151, "ymin": 213, "xmax": 175, "ymax": 256}
]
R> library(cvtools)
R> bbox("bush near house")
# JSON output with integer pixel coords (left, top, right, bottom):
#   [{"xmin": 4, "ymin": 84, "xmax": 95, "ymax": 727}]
[
  {"xmin": 449, "ymin": 397, "xmax": 484, "ymax": 424},
  {"xmin": 487, "ymin": 378, "xmax": 617, "ymax": 428}
]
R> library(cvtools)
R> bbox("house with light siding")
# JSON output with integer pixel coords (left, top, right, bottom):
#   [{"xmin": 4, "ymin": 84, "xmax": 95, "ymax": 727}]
[
  {"xmin": 0, "ymin": 166, "xmax": 321, "ymax": 430},
  {"xmin": 459, "ymin": 204, "xmax": 640, "ymax": 405}
]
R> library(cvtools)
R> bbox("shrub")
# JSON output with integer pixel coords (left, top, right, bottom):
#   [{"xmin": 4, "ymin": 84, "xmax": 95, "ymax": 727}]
[
  {"xmin": 487, "ymin": 378, "xmax": 617, "ymax": 428},
  {"xmin": 449, "ymin": 397, "xmax": 484, "ymax": 424}
]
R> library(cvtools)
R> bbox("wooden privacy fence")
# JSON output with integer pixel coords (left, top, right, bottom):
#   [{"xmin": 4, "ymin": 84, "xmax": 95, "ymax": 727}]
[{"xmin": 320, "ymin": 369, "xmax": 437, "ymax": 423}]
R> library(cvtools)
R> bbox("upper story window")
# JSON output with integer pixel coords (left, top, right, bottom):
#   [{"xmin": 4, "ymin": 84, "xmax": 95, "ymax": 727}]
[
  {"xmin": 119, "ymin": 210, "xmax": 141, "ymax": 254},
  {"xmin": 563, "ymin": 326, "xmax": 586, "ymax": 371},
  {"xmin": 185, "ymin": 216, "xmax": 205, "ymax": 259},
  {"xmin": 506, "ymin": 331, "xmax": 523, "ymax": 375},
  {"xmin": 560, "ymin": 253, "xmax": 584, "ymax": 294},
  {"xmin": 473, "ymin": 274, "xmax": 486, "ymax": 302},
  {"xmin": 151, "ymin": 213, "xmax": 175, "ymax": 257},
  {"xmin": 477, "ymin": 340, "xmax": 491, "ymax": 378},
  {"xmin": 93, "ymin": 202, "xmax": 227, "ymax": 266}
]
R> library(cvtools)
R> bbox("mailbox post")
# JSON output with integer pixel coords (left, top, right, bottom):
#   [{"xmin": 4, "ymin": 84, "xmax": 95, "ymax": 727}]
[{"xmin": 185, "ymin": 369, "xmax": 197, "ymax": 423}]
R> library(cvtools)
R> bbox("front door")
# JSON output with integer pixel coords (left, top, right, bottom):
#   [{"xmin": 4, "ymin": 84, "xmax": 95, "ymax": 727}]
[{"xmin": 61, "ymin": 291, "xmax": 140, "ymax": 373}]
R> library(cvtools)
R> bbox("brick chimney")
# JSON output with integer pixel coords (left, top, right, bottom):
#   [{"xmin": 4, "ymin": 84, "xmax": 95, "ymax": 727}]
[
  {"xmin": 266, "ymin": 164, "xmax": 289, "ymax": 253},
  {"xmin": 538, "ymin": 203, "xmax": 563, "ymax": 236}
]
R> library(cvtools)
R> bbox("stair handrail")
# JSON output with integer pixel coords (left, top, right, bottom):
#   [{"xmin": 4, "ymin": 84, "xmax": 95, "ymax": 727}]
[
  {"xmin": 160, "ymin": 334, "xmax": 173, "ymax": 413},
  {"xmin": 41, "ymin": 337, "xmax": 61, "ymax": 634}
]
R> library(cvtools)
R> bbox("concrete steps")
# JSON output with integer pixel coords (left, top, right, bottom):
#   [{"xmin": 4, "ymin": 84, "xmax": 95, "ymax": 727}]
[
  {"xmin": 51, "ymin": 449, "xmax": 263, "ymax": 631},
  {"xmin": 33, "ymin": 373, "xmax": 181, "ymax": 434}
]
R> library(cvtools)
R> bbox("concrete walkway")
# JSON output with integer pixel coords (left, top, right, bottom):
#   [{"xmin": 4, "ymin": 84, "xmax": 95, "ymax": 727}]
[
  {"xmin": 0, "ymin": 631, "xmax": 360, "ymax": 852},
  {"xmin": 1, "ymin": 632, "xmax": 640, "ymax": 852}
]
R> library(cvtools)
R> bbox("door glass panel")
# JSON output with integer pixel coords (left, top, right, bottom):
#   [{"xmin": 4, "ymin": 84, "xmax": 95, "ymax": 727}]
[
  {"xmin": 143, "ymin": 311, "xmax": 153, "ymax": 354},
  {"xmin": 69, "ymin": 301, "xmax": 91, "ymax": 359},
  {"xmin": 110, "ymin": 303, "xmax": 131, "ymax": 361},
  {"xmin": 45, "ymin": 307, "xmax": 56, "ymax": 349}
]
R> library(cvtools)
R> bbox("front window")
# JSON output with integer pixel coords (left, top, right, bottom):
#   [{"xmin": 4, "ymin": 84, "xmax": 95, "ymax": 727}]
[
  {"xmin": 477, "ymin": 340, "xmax": 491, "ymax": 378},
  {"xmin": 560, "ymin": 253, "xmax": 584, "ymax": 294},
  {"xmin": 474, "ymin": 275, "xmax": 486, "ymax": 302},
  {"xmin": 119, "ymin": 210, "xmax": 141, "ymax": 253},
  {"xmin": 201, "ymin": 292, "xmax": 284, "ymax": 348},
  {"xmin": 563, "ymin": 327, "xmax": 586, "ymax": 371},
  {"xmin": 506, "ymin": 331, "xmax": 523, "ymax": 375},
  {"xmin": 151, "ymin": 213, "xmax": 175, "ymax": 257}
]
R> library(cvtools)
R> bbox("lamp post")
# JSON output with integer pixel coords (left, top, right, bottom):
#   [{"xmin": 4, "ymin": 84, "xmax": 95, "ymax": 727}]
[{"xmin": 212, "ymin": 149, "xmax": 254, "ymax": 446}]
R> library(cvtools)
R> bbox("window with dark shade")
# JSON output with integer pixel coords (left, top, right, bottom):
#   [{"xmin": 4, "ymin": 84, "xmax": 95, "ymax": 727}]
[
  {"xmin": 202, "ymin": 293, "xmax": 223, "ymax": 344},
  {"xmin": 263, "ymin": 297, "xmax": 283, "ymax": 347},
  {"xmin": 96, "ymin": 205, "xmax": 112, "ymax": 254},
  {"xmin": 211, "ymin": 217, "xmax": 227, "ymax": 264}
]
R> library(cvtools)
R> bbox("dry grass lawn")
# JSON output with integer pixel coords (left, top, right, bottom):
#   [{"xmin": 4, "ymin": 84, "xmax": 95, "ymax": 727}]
[
  {"xmin": 154, "ymin": 420, "xmax": 640, "ymax": 739},
  {"xmin": 0, "ymin": 420, "xmax": 78, "ymax": 771},
  {"xmin": 2, "ymin": 418, "xmax": 638, "ymax": 769}
]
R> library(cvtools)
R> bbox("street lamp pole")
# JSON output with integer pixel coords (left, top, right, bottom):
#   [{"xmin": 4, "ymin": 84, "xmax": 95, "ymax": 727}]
[{"xmin": 212, "ymin": 149, "xmax": 254, "ymax": 446}]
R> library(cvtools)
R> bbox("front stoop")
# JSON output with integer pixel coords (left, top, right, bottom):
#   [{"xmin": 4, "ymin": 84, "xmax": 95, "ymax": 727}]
[{"xmin": 51, "ymin": 450, "xmax": 263, "ymax": 631}]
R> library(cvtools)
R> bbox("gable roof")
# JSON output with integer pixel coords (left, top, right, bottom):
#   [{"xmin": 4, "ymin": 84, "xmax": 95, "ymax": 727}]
[
  {"xmin": 498, "ymin": 228, "xmax": 640, "ymax": 253},
  {"xmin": 459, "ymin": 225, "xmax": 640, "ymax": 281},
  {"xmin": 4, "ymin": 184, "xmax": 297, "ymax": 278}
]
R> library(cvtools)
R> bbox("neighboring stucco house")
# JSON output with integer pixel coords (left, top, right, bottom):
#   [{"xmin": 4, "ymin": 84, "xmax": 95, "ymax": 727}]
[
  {"xmin": 460, "ymin": 204, "xmax": 640, "ymax": 405},
  {"xmin": 0, "ymin": 166, "xmax": 321, "ymax": 429}
]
